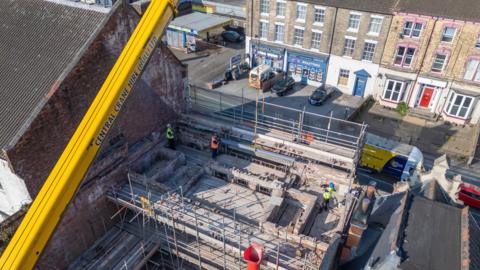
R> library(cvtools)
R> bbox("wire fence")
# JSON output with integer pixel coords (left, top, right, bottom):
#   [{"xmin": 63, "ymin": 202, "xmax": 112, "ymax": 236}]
[{"xmin": 188, "ymin": 85, "xmax": 367, "ymax": 152}]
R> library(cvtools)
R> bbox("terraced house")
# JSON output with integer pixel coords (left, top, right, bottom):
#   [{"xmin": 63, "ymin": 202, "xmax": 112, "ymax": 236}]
[
  {"xmin": 376, "ymin": 0, "xmax": 480, "ymax": 125},
  {"xmin": 246, "ymin": 0, "xmax": 480, "ymax": 124},
  {"xmin": 246, "ymin": 0, "xmax": 397, "ymax": 94}
]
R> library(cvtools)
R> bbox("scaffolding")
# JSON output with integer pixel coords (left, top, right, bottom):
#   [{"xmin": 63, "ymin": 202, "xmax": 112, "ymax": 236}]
[{"xmin": 103, "ymin": 175, "xmax": 325, "ymax": 270}]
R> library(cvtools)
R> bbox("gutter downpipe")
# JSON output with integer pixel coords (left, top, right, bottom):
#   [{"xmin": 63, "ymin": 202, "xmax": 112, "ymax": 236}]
[{"xmin": 406, "ymin": 17, "xmax": 439, "ymax": 107}]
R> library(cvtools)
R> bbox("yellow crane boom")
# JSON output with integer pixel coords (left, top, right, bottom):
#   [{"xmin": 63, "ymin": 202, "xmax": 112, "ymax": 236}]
[{"xmin": 0, "ymin": 0, "xmax": 177, "ymax": 268}]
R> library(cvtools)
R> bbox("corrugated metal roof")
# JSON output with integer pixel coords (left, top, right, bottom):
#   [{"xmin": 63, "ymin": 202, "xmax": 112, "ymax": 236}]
[{"xmin": 0, "ymin": 0, "xmax": 107, "ymax": 159}]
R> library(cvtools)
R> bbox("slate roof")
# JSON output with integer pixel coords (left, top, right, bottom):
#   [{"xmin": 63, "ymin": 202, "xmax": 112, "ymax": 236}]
[
  {"xmin": 396, "ymin": 0, "xmax": 480, "ymax": 23},
  {"xmin": 0, "ymin": 0, "xmax": 108, "ymax": 158},
  {"xmin": 400, "ymin": 196, "xmax": 462, "ymax": 270}
]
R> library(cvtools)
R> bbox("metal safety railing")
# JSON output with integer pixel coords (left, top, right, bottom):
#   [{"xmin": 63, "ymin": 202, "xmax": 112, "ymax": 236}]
[{"xmin": 187, "ymin": 85, "xmax": 367, "ymax": 152}]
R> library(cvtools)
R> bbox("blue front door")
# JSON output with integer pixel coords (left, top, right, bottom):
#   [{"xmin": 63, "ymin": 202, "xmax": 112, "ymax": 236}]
[
  {"xmin": 353, "ymin": 76, "xmax": 367, "ymax": 97},
  {"xmin": 301, "ymin": 69, "xmax": 309, "ymax": 84},
  {"xmin": 353, "ymin": 69, "xmax": 371, "ymax": 97}
]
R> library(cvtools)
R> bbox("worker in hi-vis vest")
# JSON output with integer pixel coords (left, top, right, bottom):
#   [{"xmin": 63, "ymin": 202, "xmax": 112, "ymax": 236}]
[
  {"xmin": 211, "ymin": 134, "xmax": 220, "ymax": 160},
  {"xmin": 166, "ymin": 123, "xmax": 175, "ymax": 150},
  {"xmin": 322, "ymin": 182, "xmax": 335, "ymax": 211}
]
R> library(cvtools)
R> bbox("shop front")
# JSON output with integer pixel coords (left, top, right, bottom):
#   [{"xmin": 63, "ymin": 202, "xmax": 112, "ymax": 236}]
[
  {"xmin": 286, "ymin": 51, "xmax": 327, "ymax": 87},
  {"xmin": 251, "ymin": 43, "xmax": 286, "ymax": 72}
]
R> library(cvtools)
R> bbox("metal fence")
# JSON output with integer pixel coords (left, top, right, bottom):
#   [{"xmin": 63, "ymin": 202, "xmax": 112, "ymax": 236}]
[{"xmin": 188, "ymin": 85, "xmax": 367, "ymax": 151}]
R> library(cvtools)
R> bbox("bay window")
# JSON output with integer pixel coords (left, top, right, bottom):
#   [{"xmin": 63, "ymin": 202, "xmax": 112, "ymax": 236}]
[
  {"xmin": 445, "ymin": 92, "xmax": 474, "ymax": 118},
  {"xmin": 383, "ymin": 80, "xmax": 405, "ymax": 102}
]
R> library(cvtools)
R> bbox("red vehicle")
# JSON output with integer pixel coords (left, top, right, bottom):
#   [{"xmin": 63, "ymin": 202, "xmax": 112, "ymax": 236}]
[{"xmin": 458, "ymin": 183, "xmax": 480, "ymax": 209}]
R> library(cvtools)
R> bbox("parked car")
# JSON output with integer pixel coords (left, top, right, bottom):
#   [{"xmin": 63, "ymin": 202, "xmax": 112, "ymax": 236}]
[
  {"xmin": 221, "ymin": 31, "xmax": 244, "ymax": 43},
  {"xmin": 271, "ymin": 76, "xmax": 295, "ymax": 96},
  {"xmin": 309, "ymin": 86, "xmax": 334, "ymax": 105},
  {"xmin": 223, "ymin": 25, "xmax": 245, "ymax": 36},
  {"xmin": 458, "ymin": 183, "xmax": 480, "ymax": 209}
]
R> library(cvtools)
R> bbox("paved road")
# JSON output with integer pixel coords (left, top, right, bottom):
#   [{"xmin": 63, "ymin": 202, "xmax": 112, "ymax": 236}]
[{"xmin": 423, "ymin": 153, "xmax": 479, "ymax": 184}]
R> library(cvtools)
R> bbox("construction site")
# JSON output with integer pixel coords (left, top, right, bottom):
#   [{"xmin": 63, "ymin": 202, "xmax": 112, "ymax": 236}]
[{"xmin": 63, "ymin": 86, "xmax": 367, "ymax": 270}]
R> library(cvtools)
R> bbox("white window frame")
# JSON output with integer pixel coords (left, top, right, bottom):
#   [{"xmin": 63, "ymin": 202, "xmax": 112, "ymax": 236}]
[
  {"xmin": 394, "ymin": 46, "xmax": 416, "ymax": 67},
  {"xmin": 347, "ymin": 12, "xmax": 361, "ymax": 32},
  {"xmin": 444, "ymin": 92, "xmax": 475, "ymax": 119},
  {"xmin": 441, "ymin": 26, "xmax": 457, "ymax": 43},
  {"xmin": 382, "ymin": 79, "xmax": 405, "ymax": 103},
  {"xmin": 402, "ymin": 21, "xmax": 423, "ymax": 38},
  {"xmin": 367, "ymin": 16, "xmax": 383, "ymax": 36},
  {"xmin": 311, "ymin": 30, "xmax": 322, "ymax": 50},
  {"xmin": 276, "ymin": 0, "xmax": 286, "ymax": 18},
  {"xmin": 259, "ymin": 20, "xmax": 269, "ymax": 40},
  {"xmin": 260, "ymin": 0, "xmax": 269, "ymax": 15},
  {"xmin": 313, "ymin": 6, "xmax": 326, "ymax": 25},
  {"xmin": 463, "ymin": 59, "xmax": 480, "ymax": 82},
  {"xmin": 362, "ymin": 41, "xmax": 377, "ymax": 61},
  {"xmin": 475, "ymin": 35, "xmax": 480, "ymax": 48},
  {"xmin": 296, "ymin": 3, "xmax": 307, "ymax": 22},
  {"xmin": 274, "ymin": 23, "xmax": 285, "ymax": 43},
  {"xmin": 338, "ymin": 69, "xmax": 350, "ymax": 86},
  {"xmin": 293, "ymin": 27, "xmax": 305, "ymax": 47},
  {"xmin": 431, "ymin": 53, "xmax": 448, "ymax": 72},
  {"xmin": 343, "ymin": 37, "xmax": 356, "ymax": 57}
]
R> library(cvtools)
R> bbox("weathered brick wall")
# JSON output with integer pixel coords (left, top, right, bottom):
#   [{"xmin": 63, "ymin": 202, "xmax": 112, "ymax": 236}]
[
  {"xmin": 330, "ymin": 9, "xmax": 392, "ymax": 64},
  {"xmin": 4, "ymin": 2, "xmax": 186, "ymax": 269},
  {"xmin": 449, "ymin": 23, "xmax": 480, "ymax": 81},
  {"xmin": 381, "ymin": 14, "xmax": 435, "ymax": 71}
]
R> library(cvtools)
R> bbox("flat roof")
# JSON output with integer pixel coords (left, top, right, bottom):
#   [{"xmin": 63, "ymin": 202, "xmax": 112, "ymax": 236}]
[{"xmin": 168, "ymin": 12, "xmax": 231, "ymax": 35}]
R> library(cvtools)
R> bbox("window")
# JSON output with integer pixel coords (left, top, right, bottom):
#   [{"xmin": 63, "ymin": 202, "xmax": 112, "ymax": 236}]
[
  {"xmin": 296, "ymin": 4, "xmax": 307, "ymax": 21},
  {"xmin": 402, "ymin": 22, "xmax": 423, "ymax": 38},
  {"xmin": 445, "ymin": 92, "xmax": 474, "ymax": 118},
  {"xmin": 259, "ymin": 21, "xmax": 268, "ymax": 39},
  {"xmin": 311, "ymin": 32, "xmax": 321, "ymax": 49},
  {"xmin": 475, "ymin": 35, "xmax": 480, "ymax": 48},
  {"xmin": 294, "ymin": 28, "xmax": 304, "ymax": 46},
  {"xmin": 276, "ymin": 1, "xmax": 285, "ymax": 17},
  {"xmin": 274, "ymin": 24, "xmax": 284, "ymax": 42},
  {"xmin": 394, "ymin": 46, "xmax": 416, "ymax": 67},
  {"xmin": 368, "ymin": 17, "xmax": 383, "ymax": 35},
  {"xmin": 463, "ymin": 59, "xmax": 480, "ymax": 82},
  {"xmin": 338, "ymin": 69, "xmax": 350, "ymax": 86},
  {"xmin": 441, "ymin": 27, "xmax": 456, "ymax": 43},
  {"xmin": 314, "ymin": 8, "xmax": 325, "ymax": 23},
  {"xmin": 343, "ymin": 38, "xmax": 355, "ymax": 56},
  {"xmin": 362, "ymin": 42, "xmax": 376, "ymax": 61},
  {"xmin": 383, "ymin": 80, "xmax": 405, "ymax": 102},
  {"xmin": 348, "ymin": 13, "xmax": 361, "ymax": 31},
  {"xmin": 431, "ymin": 53, "xmax": 448, "ymax": 72},
  {"xmin": 260, "ymin": 0, "xmax": 269, "ymax": 14}
]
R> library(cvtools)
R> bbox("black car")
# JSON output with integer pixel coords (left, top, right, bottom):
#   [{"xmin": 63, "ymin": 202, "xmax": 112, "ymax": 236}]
[
  {"xmin": 221, "ymin": 31, "xmax": 244, "ymax": 43},
  {"xmin": 271, "ymin": 77, "xmax": 295, "ymax": 96},
  {"xmin": 223, "ymin": 25, "xmax": 245, "ymax": 36},
  {"xmin": 309, "ymin": 86, "xmax": 334, "ymax": 105}
]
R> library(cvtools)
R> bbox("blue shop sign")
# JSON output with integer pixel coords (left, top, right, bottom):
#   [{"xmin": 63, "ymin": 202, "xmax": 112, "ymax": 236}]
[
  {"xmin": 252, "ymin": 44, "xmax": 285, "ymax": 58},
  {"xmin": 287, "ymin": 52, "xmax": 327, "ymax": 69}
]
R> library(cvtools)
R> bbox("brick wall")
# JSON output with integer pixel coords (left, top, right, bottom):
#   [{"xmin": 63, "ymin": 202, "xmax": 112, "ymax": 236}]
[
  {"xmin": 330, "ymin": 9, "xmax": 391, "ymax": 64},
  {"xmin": 381, "ymin": 15, "xmax": 435, "ymax": 72},
  {"xmin": 4, "ymin": 2, "xmax": 186, "ymax": 268}
]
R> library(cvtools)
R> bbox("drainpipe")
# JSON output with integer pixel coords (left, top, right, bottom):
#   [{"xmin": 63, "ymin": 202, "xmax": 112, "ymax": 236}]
[
  {"xmin": 325, "ymin": 7, "xmax": 338, "ymax": 85},
  {"xmin": 406, "ymin": 17, "xmax": 439, "ymax": 107}
]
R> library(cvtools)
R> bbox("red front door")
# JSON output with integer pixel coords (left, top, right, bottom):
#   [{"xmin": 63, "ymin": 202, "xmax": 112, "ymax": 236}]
[{"xmin": 419, "ymin": 87, "xmax": 434, "ymax": 108}]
